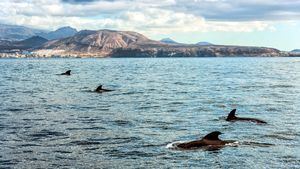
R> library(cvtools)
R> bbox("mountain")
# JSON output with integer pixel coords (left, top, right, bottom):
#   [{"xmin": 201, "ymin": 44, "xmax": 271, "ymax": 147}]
[
  {"xmin": 33, "ymin": 29, "xmax": 285, "ymax": 57},
  {"xmin": 19, "ymin": 36, "xmax": 48, "ymax": 48},
  {"xmin": 291, "ymin": 49, "xmax": 300, "ymax": 53},
  {"xmin": 110, "ymin": 44, "xmax": 284, "ymax": 58},
  {"xmin": 0, "ymin": 24, "xmax": 46, "ymax": 41},
  {"xmin": 35, "ymin": 29, "xmax": 162, "ymax": 56},
  {"xmin": 0, "ymin": 24, "xmax": 77, "ymax": 41},
  {"xmin": 39, "ymin": 26, "xmax": 77, "ymax": 40},
  {"xmin": 196, "ymin": 41, "xmax": 214, "ymax": 45},
  {"xmin": 160, "ymin": 38, "xmax": 179, "ymax": 44},
  {"xmin": 0, "ymin": 36, "xmax": 48, "ymax": 51}
]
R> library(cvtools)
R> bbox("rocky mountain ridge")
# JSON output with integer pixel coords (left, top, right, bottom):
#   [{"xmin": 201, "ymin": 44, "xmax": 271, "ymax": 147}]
[
  {"xmin": 0, "ymin": 26, "xmax": 297, "ymax": 57},
  {"xmin": 34, "ymin": 29, "xmax": 288, "ymax": 57}
]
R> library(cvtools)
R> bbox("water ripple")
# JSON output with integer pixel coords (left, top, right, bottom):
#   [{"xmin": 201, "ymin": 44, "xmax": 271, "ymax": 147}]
[{"xmin": 0, "ymin": 58, "xmax": 299, "ymax": 168}]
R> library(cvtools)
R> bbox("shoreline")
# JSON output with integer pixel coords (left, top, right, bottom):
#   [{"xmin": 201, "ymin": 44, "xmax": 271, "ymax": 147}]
[{"xmin": 1, "ymin": 55, "xmax": 300, "ymax": 59}]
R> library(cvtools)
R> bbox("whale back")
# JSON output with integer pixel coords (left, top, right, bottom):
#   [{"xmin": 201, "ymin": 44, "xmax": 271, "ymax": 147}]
[
  {"xmin": 202, "ymin": 131, "xmax": 222, "ymax": 141},
  {"xmin": 226, "ymin": 109, "xmax": 237, "ymax": 121}
]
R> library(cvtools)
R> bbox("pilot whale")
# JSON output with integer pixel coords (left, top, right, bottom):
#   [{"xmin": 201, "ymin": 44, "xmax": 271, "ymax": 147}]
[
  {"xmin": 95, "ymin": 85, "xmax": 114, "ymax": 93},
  {"xmin": 59, "ymin": 70, "xmax": 71, "ymax": 76},
  {"xmin": 176, "ymin": 131, "xmax": 234, "ymax": 149},
  {"xmin": 226, "ymin": 109, "xmax": 266, "ymax": 124}
]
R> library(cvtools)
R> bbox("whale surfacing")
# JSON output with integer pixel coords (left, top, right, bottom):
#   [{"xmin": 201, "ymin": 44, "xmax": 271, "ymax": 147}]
[
  {"xmin": 226, "ymin": 109, "xmax": 266, "ymax": 124},
  {"xmin": 95, "ymin": 85, "xmax": 114, "ymax": 93},
  {"xmin": 176, "ymin": 131, "xmax": 234, "ymax": 149},
  {"xmin": 60, "ymin": 70, "xmax": 71, "ymax": 76}
]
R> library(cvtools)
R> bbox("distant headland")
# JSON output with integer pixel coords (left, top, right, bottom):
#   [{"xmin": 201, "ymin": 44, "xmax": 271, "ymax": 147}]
[{"xmin": 0, "ymin": 24, "xmax": 299, "ymax": 58}]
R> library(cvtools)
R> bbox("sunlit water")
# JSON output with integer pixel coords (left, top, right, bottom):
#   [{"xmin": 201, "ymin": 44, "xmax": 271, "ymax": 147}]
[{"xmin": 0, "ymin": 57, "xmax": 299, "ymax": 168}]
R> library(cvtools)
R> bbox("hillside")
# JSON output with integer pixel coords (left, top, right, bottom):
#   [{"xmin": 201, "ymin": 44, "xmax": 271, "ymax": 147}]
[
  {"xmin": 35, "ymin": 29, "xmax": 162, "ymax": 56},
  {"xmin": 34, "ymin": 29, "xmax": 284, "ymax": 57},
  {"xmin": 39, "ymin": 26, "xmax": 77, "ymax": 40},
  {"xmin": 0, "ymin": 36, "xmax": 48, "ymax": 51},
  {"xmin": 0, "ymin": 24, "xmax": 46, "ymax": 41}
]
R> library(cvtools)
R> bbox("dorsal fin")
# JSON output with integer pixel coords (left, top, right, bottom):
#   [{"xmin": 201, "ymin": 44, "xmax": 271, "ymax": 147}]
[
  {"xmin": 96, "ymin": 85, "xmax": 102, "ymax": 91},
  {"xmin": 202, "ymin": 131, "xmax": 222, "ymax": 140},
  {"xmin": 226, "ymin": 109, "xmax": 237, "ymax": 120},
  {"xmin": 65, "ymin": 70, "xmax": 71, "ymax": 75}
]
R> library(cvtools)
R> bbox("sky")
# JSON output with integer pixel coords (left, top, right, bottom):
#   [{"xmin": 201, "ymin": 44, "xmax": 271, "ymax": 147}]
[{"xmin": 0, "ymin": 0, "xmax": 300, "ymax": 51}]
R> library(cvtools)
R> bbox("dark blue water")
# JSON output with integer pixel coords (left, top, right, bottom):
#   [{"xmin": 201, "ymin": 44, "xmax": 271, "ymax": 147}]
[{"xmin": 0, "ymin": 58, "xmax": 299, "ymax": 168}]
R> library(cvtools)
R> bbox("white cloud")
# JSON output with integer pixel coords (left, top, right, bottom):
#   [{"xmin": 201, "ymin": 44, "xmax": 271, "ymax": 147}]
[{"xmin": 0, "ymin": 0, "xmax": 297, "ymax": 35}]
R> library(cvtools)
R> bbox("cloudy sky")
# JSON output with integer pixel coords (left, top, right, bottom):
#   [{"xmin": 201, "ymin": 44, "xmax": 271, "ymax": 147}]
[{"xmin": 1, "ymin": 0, "xmax": 300, "ymax": 50}]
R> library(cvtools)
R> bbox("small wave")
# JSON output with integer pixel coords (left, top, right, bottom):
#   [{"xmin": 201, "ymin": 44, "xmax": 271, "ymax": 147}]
[
  {"xmin": 28, "ymin": 129, "xmax": 67, "ymax": 140},
  {"xmin": 174, "ymin": 82, "xmax": 192, "ymax": 85},
  {"xmin": 97, "ymin": 108, "xmax": 110, "ymax": 111},
  {"xmin": 105, "ymin": 149, "xmax": 158, "ymax": 158},
  {"xmin": 225, "ymin": 141, "xmax": 239, "ymax": 146},
  {"xmin": 70, "ymin": 140, "xmax": 102, "ymax": 145},
  {"xmin": 70, "ymin": 137, "xmax": 141, "ymax": 146},
  {"xmin": 264, "ymin": 134, "xmax": 294, "ymax": 141},
  {"xmin": 66, "ymin": 126, "xmax": 105, "ymax": 131},
  {"xmin": 138, "ymin": 105, "xmax": 160, "ymax": 110},
  {"xmin": 53, "ymin": 150, "xmax": 72, "ymax": 154},
  {"xmin": 242, "ymin": 141, "xmax": 274, "ymax": 147},
  {"xmin": 19, "ymin": 143, "xmax": 41, "ymax": 147},
  {"xmin": 273, "ymin": 131, "xmax": 300, "ymax": 137},
  {"xmin": 111, "ymin": 120, "xmax": 134, "ymax": 127},
  {"xmin": 81, "ymin": 89, "xmax": 96, "ymax": 93},
  {"xmin": 3, "ymin": 108, "xmax": 23, "ymax": 112},
  {"xmin": 168, "ymin": 101, "xmax": 184, "ymax": 105},
  {"xmin": 240, "ymin": 85, "xmax": 264, "ymax": 89},
  {"xmin": 121, "ymin": 91, "xmax": 144, "ymax": 95},
  {"xmin": 110, "ymin": 137, "xmax": 141, "ymax": 144},
  {"xmin": 166, "ymin": 141, "xmax": 187, "ymax": 149},
  {"xmin": 0, "ymin": 159, "xmax": 19, "ymax": 166},
  {"xmin": 269, "ymin": 84, "xmax": 294, "ymax": 88},
  {"xmin": 55, "ymin": 156, "xmax": 76, "ymax": 161}
]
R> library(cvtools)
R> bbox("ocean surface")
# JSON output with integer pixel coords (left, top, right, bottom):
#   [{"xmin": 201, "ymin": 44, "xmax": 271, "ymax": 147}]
[{"xmin": 0, "ymin": 57, "xmax": 299, "ymax": 168}]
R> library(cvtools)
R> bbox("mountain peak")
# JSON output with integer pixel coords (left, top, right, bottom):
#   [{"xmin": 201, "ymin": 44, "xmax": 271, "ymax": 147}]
[
  {"xmin": 39, "ymin": 29, "xmax": 160, "ymax": 56},
  {"xmin": 160, "ymin": 38, "xmax": 179, "ymax": 44},
  {"xmin": 39, "ymin": 26, "xmax": 78, "ymax": 40},
  {"xmin": 196, "ymin": 41, "xmax": 214, "ymax": 46},
  {"xmin": 56, "ymin": 26, "xmax": 77, "ymax": 32}
]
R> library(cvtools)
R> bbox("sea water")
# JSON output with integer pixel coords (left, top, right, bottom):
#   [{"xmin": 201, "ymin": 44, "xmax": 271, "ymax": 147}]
[{"xmin": 0, "ymin": 57, "xmax": 299, "ymax": 168}]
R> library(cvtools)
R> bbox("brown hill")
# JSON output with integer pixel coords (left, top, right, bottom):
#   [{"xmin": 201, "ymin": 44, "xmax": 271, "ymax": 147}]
[{"xmin": 33, "ymin": 29, "xmax": 286, "ymax": 57}]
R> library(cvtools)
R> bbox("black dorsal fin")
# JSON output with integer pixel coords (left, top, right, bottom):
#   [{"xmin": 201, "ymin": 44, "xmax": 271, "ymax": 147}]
[
  {"xmin": 96, "ymin": 85, "xmax": 102, "ymax": 91},
  {"xmin": 226, "ymin": 109, "xmax": 237, "ymax": 120},
  {"xmin": 65, "ymin": 70, "xmax": 71, "ymax": 75},
  {"xmin": 202, "ymin": 131, "xmax": 222, "ymax": 140}
]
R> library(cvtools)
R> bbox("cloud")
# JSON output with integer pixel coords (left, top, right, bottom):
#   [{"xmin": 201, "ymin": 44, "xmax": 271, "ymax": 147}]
[
  {"xmin": 0, "ymin": 0, "xmax": 299, "ymax": 34},
  {"xmin": 62, "ymin": 0, "xmax": 98, "ymax": 3},
  {"xmin": 171, "ymin": 0, "xmax": 300, "ymax": 21}
]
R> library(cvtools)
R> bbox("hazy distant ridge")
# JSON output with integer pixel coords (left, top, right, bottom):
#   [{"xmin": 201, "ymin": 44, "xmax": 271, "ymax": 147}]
[
  {"xmin": 39, "ymin": 26, "xmax": 77, "ymax": 40},
  {"xmin": 291, "ymin": 49, "xmax": 300, "ymax": 53},
  {"xmin": 0, "ymin": 24, "xmax": 45, "ymax": 41}
]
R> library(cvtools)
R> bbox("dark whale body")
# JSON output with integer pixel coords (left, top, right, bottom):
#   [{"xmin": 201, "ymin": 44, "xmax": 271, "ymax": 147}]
[
  {"xmin": 95, "ymin": 85, "xmax": 114, "ymax": 93},
  {"xmin": 226, "ymin": 109, "xmax": 266, "ymax": 124},
  {"xmin": 59, "ymin": 70, "xmax": 71, "ymax": 76},
  {"xmin": 177, "ymin": 131, "xmax": 234, "ymax": 149}
]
